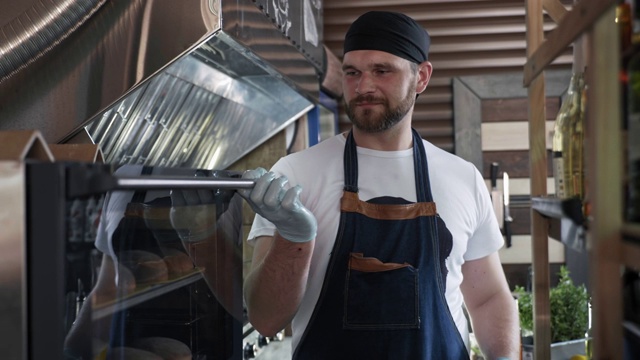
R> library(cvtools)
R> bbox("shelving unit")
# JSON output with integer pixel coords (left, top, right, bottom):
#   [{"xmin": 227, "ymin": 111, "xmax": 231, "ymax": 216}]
[
  {"xmin": 525, "ymin": 0, "xmax": 640, "ymax": 358},
  {"xmin": 530, "ymin": 197, "xmax": 586, "ymax": 252}
]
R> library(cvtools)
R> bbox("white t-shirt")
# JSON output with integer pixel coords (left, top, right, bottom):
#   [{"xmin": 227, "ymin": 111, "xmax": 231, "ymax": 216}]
[
  {"xmin": 94, "ymin": 165, "xmax": 170, "ymax": 259},
  {"xmin": 247, "ymin": 133, "xmax": 504, "ymax": 352}
]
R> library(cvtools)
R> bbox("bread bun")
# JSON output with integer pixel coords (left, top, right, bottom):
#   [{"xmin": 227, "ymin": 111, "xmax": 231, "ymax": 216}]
[
  {"xmin": 162, "ymin": 249, "xmax": 193, "ymax": 278},
  {"xmin": 107, "ymin": 347, "xmax": 163, "ymax": 360},
  {"xmin": 93, "ymin": 258, "xmax": 136, "ymax": 305},
  {"xmin": 131, "ymin": 337, "xmax": 192, "ymax": 360},
  {"xmin": 118, "ymin": 250, "xmax": 168, "ymax": 285}
]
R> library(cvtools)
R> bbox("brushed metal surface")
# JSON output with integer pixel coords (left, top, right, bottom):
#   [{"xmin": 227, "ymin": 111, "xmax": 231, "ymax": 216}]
[
  {"xmin": 0, "ymin": 0, "xmax": 321, "ymax": 170},
  {"xmin": 0, "ymin": 162, "xmax": 27, "ymax": 360},
  {"xmin": 84, "ymin": 31, "xmax": 314, "ymax": 169},
  {"xmin": 0, "ymin": 0, "xmax": 211, "ymax": 143}
]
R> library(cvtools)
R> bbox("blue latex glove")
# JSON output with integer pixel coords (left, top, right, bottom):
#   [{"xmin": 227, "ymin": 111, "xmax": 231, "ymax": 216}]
[{"xmin": 239, "ymin": 168, "xmax": 317, "ymax": 243}]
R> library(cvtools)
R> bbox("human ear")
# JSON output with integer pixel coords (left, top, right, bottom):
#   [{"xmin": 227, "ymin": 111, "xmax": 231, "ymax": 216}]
[{"xmin": 416, "ymin": 61, "xmax": 432, "ymax": 94}]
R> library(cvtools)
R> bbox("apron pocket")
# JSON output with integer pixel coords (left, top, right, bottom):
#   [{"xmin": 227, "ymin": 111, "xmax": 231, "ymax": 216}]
[{"xmin": 343, "ymin": 253, "xmax": 420, "ymax": 330}]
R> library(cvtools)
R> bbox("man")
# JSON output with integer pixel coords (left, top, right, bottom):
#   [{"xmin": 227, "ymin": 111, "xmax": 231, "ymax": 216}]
[{"xmin": 240, "ymin": 11, "xmax": 519, "ymax": 359}]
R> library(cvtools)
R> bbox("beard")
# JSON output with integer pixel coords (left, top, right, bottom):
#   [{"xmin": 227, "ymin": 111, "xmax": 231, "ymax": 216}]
[{"xmin": 345, "ymin": 84, "xmax": 416, "ymax": 133}]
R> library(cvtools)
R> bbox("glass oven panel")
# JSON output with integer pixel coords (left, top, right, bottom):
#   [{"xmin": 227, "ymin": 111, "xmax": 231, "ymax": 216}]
[{"xmin": 27, "ymin": 162, "xmax": 244, "ymax": 360}]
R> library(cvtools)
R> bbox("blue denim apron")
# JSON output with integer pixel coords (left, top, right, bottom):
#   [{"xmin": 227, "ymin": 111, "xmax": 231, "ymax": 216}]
[{"xmin": 293, "ymin": 129, "xmax": 468, "ymax": 359}]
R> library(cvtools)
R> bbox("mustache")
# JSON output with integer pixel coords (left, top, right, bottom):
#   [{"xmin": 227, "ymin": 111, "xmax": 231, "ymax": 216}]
[{"xmin": 351, "ymin": 95, "xmax": 385, "ymax": 104}]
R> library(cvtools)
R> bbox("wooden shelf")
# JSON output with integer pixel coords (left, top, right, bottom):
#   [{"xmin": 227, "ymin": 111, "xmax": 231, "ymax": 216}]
[
  {"xmin": 531, "ymin": 196, "xmax": 585, "ymax": 224},
  {"xmin": 523, "ymin": 0, "xmax": 616, "ymax": 86},
  {"xmin": 531, "ymin": 196, "xmax": 586, "ymax": 251},
  {"xmin": 531, "ymin": 196, "xmax": 564, "ymax": 218},
  {"xmin": 525, "ymin": 0, "xmax": 623, "ymax": 358}
]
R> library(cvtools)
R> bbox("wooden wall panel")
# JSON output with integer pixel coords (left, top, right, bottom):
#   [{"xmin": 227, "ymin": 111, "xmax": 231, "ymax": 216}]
[
  {"xmin": 482, "ymin": 150, "xmax": 552, "ymax": 179},
  {"xmin": 452, "ymin": 70, "xmax": 572, "ymax": 267},
  {"xmin": 482, "ymin": 97, "xmax": 560, "ymax": 122},
  {"xmin": 323, "ymin": 0, "xmax": 574, "ymax": 152},
  {"xmin": 481, "ymin": 121, "xmax": 555, "ymax": 151},
  {"xmin": 498, "ymin": 235, "xmax": 565, "ymax": 264}
]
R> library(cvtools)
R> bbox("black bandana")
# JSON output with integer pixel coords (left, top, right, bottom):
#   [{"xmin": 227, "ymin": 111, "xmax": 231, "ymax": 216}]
[{"xmin": 343, "ymin": 11, "xmax": 430, "ymax": 64}]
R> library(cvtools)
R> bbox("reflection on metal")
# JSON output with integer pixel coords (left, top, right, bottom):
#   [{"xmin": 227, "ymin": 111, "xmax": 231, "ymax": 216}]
[
  {"xmin": 208, "ymin": 0, "xmax": 219, "ymax": 16},
  {"xmin": 86, "ymin": 32, "xmax": 313, "ymax": 169},
  {"xmin": 115, "ymin": 175, "xmax": 255, "ymax": 190},
  {"xmin": 0, "ymin": 0, "xmax": 322, "ymax": 170},
  {"xmin": 0, "ymin": 162, "xmax": 26, "ymax": 360},
  {"xmin": 0, "ymin": 0, "xmax": 106, "ymax": 83},
  {"xmin": 253, "ymin": 0, "xmax": 323, "ymax": 68}
]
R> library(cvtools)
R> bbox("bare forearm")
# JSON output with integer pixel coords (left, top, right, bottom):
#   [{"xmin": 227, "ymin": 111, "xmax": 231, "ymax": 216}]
[
  {"xmin": 468, "ymin": 289, "xmax": 520, "ymax": 360},
  {"xmin": 244, "ymin": 234, "xmax": 314, "ymax": 336}
]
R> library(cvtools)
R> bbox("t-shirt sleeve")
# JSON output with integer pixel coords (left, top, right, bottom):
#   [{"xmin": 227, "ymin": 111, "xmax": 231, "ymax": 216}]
[
  {"xmin": 93, "ymin": 165, "xmax": 142, "ymax": 257},
  {"xmin": 463, "ymin": 166, "xmax": 505, "ymax": 261},
  {"xmin": 94, "ymin": 191, "xmax": 111, "ymax": 255}
]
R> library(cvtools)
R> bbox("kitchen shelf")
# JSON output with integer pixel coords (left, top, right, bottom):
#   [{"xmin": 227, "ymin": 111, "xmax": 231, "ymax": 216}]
[
  {"xmin": 530, "ymin": 196, "xmax": 585, "ymax": 225},
  {"xmin": 523, "ymin": 0, "xmax": 616, "ymax": 86},
  {"xmin": 531, "ymin": 196, "xmax": 586, "ymax": 252},
  {"xmin": 93, "ymin": 268, "xmax": 203, "ymax": 320},
  {"xmin": 525, "ymin": 0, "xmax": 623, "ymax": 358}
]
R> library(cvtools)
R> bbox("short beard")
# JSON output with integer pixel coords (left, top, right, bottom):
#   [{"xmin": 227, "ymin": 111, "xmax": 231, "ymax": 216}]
[{"xmin": 346, "ymin": 83, "xmax": 416, "ymax": 134}]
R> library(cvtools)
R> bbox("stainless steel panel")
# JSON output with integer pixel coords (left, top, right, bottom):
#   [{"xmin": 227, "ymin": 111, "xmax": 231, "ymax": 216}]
[
  {"xmin": 0, "ymin": 0, "xmax": 218, "ymax": 144},
  {"xmin": 0, "ymin": 0, "xmax": 107, "ymax": 82},
  {"xmin": 0, "ymin": 0, "xmax": 321, "ymax": 170},
  {"xmin": 54, "ymin": 163, "xmax": 245, "ymax": 359},
  {"xmin": 253, "ymin": 0, "xmax": 324, "ymax": 72},
  {"xmin": 0, "ymin": 162, "xmax": 27, "ymax": 359},
  {"xmin": 84, "ymin": 31, "xmax": 314, "ymax": 169}
]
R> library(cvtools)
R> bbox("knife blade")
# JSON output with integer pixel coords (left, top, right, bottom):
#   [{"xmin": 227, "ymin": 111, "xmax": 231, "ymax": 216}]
[
  {"xmin": 490, "ymin": 162, "xmax": 504, "ymax": 229},
  {"xmin": 503, "ymin": 171, "xmax": 513, "ymax": 248}
]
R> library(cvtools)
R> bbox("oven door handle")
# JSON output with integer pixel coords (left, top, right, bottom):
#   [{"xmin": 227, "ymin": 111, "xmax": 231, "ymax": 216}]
[
  {"xmin": 65, "ymin": 164, "xmax": 255, "ymax": 198},
  {"xmin": 114, "ymin": 176, "xmax": 255, "ymax": 190}
]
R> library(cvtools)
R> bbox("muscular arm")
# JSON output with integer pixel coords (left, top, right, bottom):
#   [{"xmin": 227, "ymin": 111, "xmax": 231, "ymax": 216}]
[
  {"xmin": 244, "ymin": 233, "xmax": 314, "ymax": 336},
  {"xmin": 461, "ymin": 252, "xmax": 520, "ymax": 360}
]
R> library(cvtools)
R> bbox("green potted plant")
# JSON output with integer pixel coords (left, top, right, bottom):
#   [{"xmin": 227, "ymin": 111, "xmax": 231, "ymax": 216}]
[{"xmin": 515, "ymin": 266, "xmax": 590, "ymax": 359}]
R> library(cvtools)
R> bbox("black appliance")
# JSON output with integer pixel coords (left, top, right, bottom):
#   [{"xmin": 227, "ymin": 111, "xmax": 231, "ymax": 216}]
[{"xmin": 25, "ymin": 161, "xmax": 250, "ymax": 359}]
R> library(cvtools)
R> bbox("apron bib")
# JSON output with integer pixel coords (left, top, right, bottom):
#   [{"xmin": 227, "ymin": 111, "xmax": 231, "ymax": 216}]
[{"xmin": 293, "ymin": 129, "xmax": 468, "ymax": 359}]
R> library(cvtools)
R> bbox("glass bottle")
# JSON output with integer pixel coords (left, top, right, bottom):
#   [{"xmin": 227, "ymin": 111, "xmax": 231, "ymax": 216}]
[
  {"xmin": 568, "ymin": 79, "xmax": 587, "ymax": 200},
  {"xmin": 552, "ymin": 72, "xmax": 586, "ymax": 199}
]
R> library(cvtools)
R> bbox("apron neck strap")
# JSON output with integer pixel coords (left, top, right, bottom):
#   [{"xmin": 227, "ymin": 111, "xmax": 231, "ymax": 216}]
[
  {"xmin": 343, "ymin": 129, "xmax": 433, "ymax": 203},
  {"xmin": 343, "ymin": 131, "xmax": 359, "ymax": 193}
]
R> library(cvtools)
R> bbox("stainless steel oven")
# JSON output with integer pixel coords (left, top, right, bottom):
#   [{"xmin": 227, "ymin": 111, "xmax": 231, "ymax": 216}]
[
  {"xmin": 242, "ymin": 323, "xmax": 289, "ymax": 359},
  {"xmin": 21, "ymin": 161, "xmax": 250, "ymax": 359}
]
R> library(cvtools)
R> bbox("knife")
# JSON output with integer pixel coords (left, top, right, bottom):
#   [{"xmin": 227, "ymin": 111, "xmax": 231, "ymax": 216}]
[
  {"xmin": 490, "ymin": 162, "xmax": 504, "ymax": 229},
  {"xmin": 503, "ymin": 171, "xmax": 513, "ymax": 248}
]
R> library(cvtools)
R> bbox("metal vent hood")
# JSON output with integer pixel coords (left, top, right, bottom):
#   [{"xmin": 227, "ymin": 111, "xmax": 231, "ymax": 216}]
[{"xmin": 0, "ymin": 0, "xmax": 324, "ymax": 170}]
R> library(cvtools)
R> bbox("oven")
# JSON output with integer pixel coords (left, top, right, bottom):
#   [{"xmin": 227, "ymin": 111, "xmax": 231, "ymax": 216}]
[
  {"xmin": 242, "ymin": 322, "xmax": 289, "ymax": 359},
  {"xmin": 0, "ymin": 1, "xmax": 332, "ymax": 358},
  {"xmin": 20, "ymin": 161, "xmax": 248, "ymax": 359}
]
